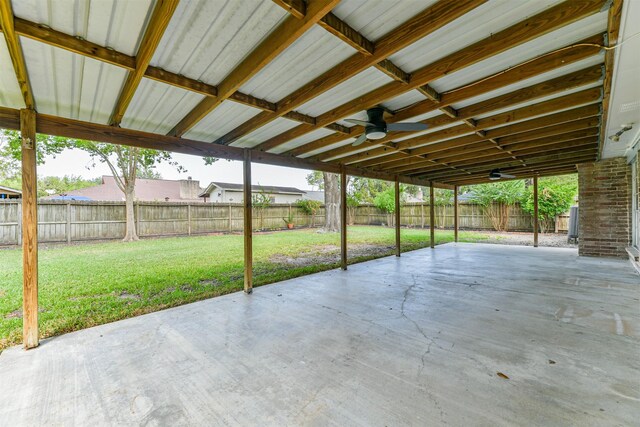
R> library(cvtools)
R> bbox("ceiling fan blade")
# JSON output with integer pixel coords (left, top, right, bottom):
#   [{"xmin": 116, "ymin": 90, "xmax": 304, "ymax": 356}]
[
  {"xmin": 500, "ymin": 173, "xmax": 516, "ymax": 179},
  {"xmin": 351, "ymin": 134, "xmax": 368, "ymax": 146},
  {"xmin": 345, "ymin": 119, "xmax": 375, "ymax": 126},
  {"xmin": 387, "ymin": 122, "xmax": 429, "ymax": 132}
]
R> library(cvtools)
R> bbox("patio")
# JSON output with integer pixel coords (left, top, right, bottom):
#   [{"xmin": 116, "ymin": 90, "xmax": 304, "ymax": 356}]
[{"xmin": 1, "ymin": 243, "xmax": 637, "ymax": 425}]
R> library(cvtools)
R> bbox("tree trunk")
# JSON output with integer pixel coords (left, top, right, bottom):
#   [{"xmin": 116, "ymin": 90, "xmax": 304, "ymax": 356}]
[
  {"xmin": 123, "ymin": 185, "xmax": 139, "ymax": 241},
  {"xmin": 323, "ymin": 172, "xmax": 340, "ymax": 232}
]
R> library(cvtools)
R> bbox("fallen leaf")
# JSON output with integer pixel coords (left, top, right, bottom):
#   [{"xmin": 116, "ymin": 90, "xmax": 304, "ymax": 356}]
[
  {"xmin": 548, "ymin": 359, "xmax": 556, "ymax": 364},
  {"xmin": 497, "ymin": 372, "xmax": 509, "ymax": 380}
]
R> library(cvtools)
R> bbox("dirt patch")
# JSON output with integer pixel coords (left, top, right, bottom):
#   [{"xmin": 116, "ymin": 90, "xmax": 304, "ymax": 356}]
[
  {"xmin": 5, "ymin": 309, "xmax": 21, "ymax": 319},
  {"xmin": 475, "ymin": 231, "xmax": 576, "ymax": 248},
  {"xmin": 118, "ymin": 291, "xmax": 141, "ymax": 300},
  {"xmin": 199, "ymin": 279, "xmax": 223, "ymax": 287},
  {"xmin": 180, "ymin": 285, "xmax": 194, "ymax": 292},
  {"xmin": 270, "ymin": 243, "xmax": 395, "ymax": 268}
]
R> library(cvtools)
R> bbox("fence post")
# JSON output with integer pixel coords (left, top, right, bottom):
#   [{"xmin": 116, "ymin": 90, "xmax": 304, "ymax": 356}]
[
  {"xmin": 421, "ymin": 203, "xmax": 425, "ymax": 229},
  {"xmin": 187, "ymin": 204, "xmax": 192, "ymax": 236},
  {"xmin": 66, "ymin": 202, "xmax": 72, "ymax": 243},
  {"xmin": 136, "ymin": 202, "xmax": 141, "ymax": 237},
  {"xmin": 229, "ymin": 202, "xmax": 233, "ymax": 232}
]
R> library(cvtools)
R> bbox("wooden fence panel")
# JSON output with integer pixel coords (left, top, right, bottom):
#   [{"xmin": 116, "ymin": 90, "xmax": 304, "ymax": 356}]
[{"xmin": 0, "ymin": 200, "xmax": 567, "ymax": 245}]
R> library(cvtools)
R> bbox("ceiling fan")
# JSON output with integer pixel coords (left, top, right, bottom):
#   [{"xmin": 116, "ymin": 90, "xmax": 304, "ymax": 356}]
[
  {"xmin": 489, "ymin": 169, "xmax": 516, "ymax": 180},
  {"xmin": 345, "ymin": 107, "xmax": 429, "ymax": 146}
]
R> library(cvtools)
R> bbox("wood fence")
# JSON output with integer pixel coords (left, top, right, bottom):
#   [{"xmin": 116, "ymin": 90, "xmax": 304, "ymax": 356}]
[{"xmin": 0, "ymin": 200, "xmax": 568, "ymax": 246}]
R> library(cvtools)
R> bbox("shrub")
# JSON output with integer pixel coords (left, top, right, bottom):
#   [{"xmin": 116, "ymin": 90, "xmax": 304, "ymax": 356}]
[
  {"xmin": 522, "ymin": 175, "xmax": 577, "ymax": 232},
  {"xmin": 296, "ymin": 199, "xmax": 322, "ymax": 227}
]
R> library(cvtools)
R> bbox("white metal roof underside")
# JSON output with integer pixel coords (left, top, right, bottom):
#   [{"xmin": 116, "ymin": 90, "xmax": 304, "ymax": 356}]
[{"xmin": 0, "ymin": 0, "xmax": 632, "ymax": 183}]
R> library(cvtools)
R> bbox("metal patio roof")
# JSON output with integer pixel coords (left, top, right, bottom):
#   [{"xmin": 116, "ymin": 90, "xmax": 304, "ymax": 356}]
[{"xmin": 0, "ymin": 0, "xmax": 635, "ymax": 187}]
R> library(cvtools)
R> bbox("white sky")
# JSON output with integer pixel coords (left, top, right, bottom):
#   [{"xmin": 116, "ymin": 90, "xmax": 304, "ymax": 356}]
[{"xmin": 37, "ymin": 148, "xmax": 316, "ymax": 190}]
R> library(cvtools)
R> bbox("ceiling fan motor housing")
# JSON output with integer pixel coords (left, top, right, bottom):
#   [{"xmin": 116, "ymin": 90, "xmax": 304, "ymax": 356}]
[{"xmin": 365, "ymin": 107, "xmax": 387, "ymax": 139}]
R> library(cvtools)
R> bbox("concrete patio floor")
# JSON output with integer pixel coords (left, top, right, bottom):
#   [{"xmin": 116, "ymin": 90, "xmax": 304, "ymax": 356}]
[{"xmin": 0, "ymin": 243, "xmax": 638, "ymax": 426}]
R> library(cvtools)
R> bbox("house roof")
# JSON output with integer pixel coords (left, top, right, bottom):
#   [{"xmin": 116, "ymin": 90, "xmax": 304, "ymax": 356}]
[
  {"xmin": 0, "ymin": 184, "xmax": 21, "ymax": 195},
  {"xmin": 199, "ymin": 182, "xmax": 306, "ymax": 197},
  {"xmin": 44, "ymin": 176, "xmax": 203, "ymax": 202},
  {"xmin": 0, "ymin": 0, "xmax": 634, "ymax": 186}
]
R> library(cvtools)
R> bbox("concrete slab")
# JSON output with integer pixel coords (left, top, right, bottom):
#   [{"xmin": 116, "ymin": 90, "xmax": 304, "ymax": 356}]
[{"xmin": 0, "ymin": 243, "xmax": 638, "ymax": 426}]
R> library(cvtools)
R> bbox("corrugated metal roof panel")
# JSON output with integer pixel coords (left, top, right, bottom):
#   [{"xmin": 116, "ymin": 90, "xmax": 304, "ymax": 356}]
[
  {"xmin": 121, "ymin": 78, "xmax": 205, "ymax": 134},
  {"xmin": 331, "ymin": 0, "xmax": 437, "ymax": 42},
  {"xmin": 472, "ymin": 81, "xmax": 603, "ymax": 120},
  {"xmin": 392, "ymin": 120, "xmax": 467, "ymax": 143},
  {"xmin": 233, "ymin": 117, "xmax": 300, "ymax": 148},
  {"xmin": 21, "ymin": 37, "xmax": 127, "ymax": 124},
  {"xmin": 296, "ymin": 67, "xmax": 394, "ymax": 117},
  {"xmin": 149, "ymin": 0, "xmax": 287, "ymax": 85},
  {"xmin": 382, "ymin": 90, "xmax": 427, "ymax": 112},
  {"xmin": 0, "ymin": 37, "xmax": 24, "ymax": 108},
  {"xmin": 12, "ymin": 0, "xmax": 152, "ymax": 56},
  {"xmin": 182, "ymin": 100, "xmax": 261, "ymax": 142},
  {"xmin": 239, "ymin": 26, "xmax": 356, "ymax": 103},
  {"xmin": 269, "ymin": 128, "xmax": 336, "ymax": 154},
  {"xmin": 429, "ymin": 11, "xmax": 608, "ymax": 93},
  {"xmin": 300, "ymin": 138, "xmax": 356, "ymax": 158},
  {"xmin": 388, "ymin": 0, "xmax": 562, "ymax": 74},
  {"xmin": 450, "ymin": 55, "xmax": 604, "ymax": 110}
]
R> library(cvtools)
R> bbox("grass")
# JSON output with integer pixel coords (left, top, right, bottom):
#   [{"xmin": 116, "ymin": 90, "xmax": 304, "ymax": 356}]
[{"xmin": 0, "ymin": 226, "xmax": 490, "ymax": 349}]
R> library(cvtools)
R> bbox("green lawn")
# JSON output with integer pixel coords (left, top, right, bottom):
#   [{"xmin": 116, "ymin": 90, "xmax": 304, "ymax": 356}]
[{"xmin": 0, "ymin": 226, "xmax": 490, "ymax": 349}]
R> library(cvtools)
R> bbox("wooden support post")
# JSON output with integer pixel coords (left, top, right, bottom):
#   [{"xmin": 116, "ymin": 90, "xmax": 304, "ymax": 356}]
[
  {"xmin": 395, "ymin": 177, "xmax": 401, "ymax": 257},
  {"xmin": 340, "ymin": 168, "xmax": 347, "ymax": 270},
  {"xmin": 429, "ymin": 184, "xmax": 435, "ymax": 248},
  {"xmin": 243, "ymin": 149, "xmax": 253, "ymax": 293},
  {"xmin": 20, "ymin": 108, "xmax": 38, "ymax": 349},
  {"xmin": 533, "ymin": 176, "xmax": 539, "ymax": 248},
  {"xmin": 454, "ymin": 185, "xmax": 459, "ymax": 243},
  {"xmin": 228, "ymin": 202, "xmax": 233, "ymax": 232}
]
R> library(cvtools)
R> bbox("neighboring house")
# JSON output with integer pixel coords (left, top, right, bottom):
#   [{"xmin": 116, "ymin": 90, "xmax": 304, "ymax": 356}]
[
  {"xmin": 199, "ymin": 182, "xmax": 307, "ymax": 204},
  {"xmin": 43, "ymin": 176, "xmax": 204, "ymax": 202},
  {"xmin": 303, "ymin": 190, "xmax": 325, "ymax": 202},
  {"xmin": 0, "ymin": 184, "xmax": 21, "ymax": 199}
]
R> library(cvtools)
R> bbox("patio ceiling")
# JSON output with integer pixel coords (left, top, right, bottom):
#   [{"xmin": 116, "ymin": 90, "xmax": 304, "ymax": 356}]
[{"xmin": 0, "ymin": 0, "xmax": 628, "ymax": 186}]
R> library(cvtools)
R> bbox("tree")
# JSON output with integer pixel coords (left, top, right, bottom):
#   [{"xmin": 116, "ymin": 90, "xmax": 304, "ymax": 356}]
[
  {"xmin": 522, "ymin": 175, "xmax": 577, "ymax": 232},
  {"xmin": 468, "ymin": 180, "xmax": 525, "ymax": 231},
  {"xmin": 0, "ymin": 175, "xmax": 100, "ymax": 198},
  {"xmin": 373, "ymin": 185, "xmax": 402, "ymax": 226},
  {"xmin": 306, "ymin": 171, "xmax": 341, "ymax": 232},
  {"xmin": 252, "ymin": 189, "xmax": 272, "ymax": 230},
  {"xmin": 1, "ymin": 129, "xmax": 190, "ymax": 242},
  {"xmin": 297, "ymin": 199, "xmax": 321, "ymax": 227}
]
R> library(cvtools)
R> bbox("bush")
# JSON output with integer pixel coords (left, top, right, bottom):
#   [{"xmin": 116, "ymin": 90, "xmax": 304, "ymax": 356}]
[
  {"xmin": 296, "ymin": 199, "xmax": 322, "ymax": 227},
  {"xmin": 468, "ymin": 181, "xmax": 525, "ymax": 231},
  {"xmin": 522, "ymin": 175, "xmax": 577, "ymax": 232}
]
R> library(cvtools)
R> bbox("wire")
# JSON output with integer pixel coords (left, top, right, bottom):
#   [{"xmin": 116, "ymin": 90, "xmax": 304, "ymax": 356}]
[{"xmin": 443, "ymin": 31, "xmax": 640, "ymax": 96}]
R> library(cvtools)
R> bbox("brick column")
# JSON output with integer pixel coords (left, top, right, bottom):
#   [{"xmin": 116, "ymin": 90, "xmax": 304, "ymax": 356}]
[{"xmin": 578, "ymin": 157, "xmax": 631, "ymax": 258}]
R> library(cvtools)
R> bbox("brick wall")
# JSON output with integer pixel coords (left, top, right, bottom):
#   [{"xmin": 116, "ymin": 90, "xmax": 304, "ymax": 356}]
[{"xmin": 578, "ymin": 157, "xmax": 632, "ymax": 258}]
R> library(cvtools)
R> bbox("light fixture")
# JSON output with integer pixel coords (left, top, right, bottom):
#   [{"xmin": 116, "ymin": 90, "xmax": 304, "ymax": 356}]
[{"xmin": 609, "ymin": 124, "xmax": 633, "ymax": 142}]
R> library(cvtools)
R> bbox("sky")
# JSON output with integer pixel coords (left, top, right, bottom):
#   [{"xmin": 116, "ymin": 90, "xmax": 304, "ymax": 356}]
[{"xmin": 37, "ymin": 148, "xmax": 317, "ymax": 190}]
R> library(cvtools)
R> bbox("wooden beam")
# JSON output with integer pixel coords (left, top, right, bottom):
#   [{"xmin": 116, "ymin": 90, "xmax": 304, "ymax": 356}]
[
  {"xmin": 454, "ymin": 186, "xmax": 459, "ymax": 243},
  {"xmin": 430, "ymin": 184, "xmax": 435, "ymax": 248},
  {"xmin": 318, "ymin": 12, "xmax": 374, "ymax": 55},
  {"xmin": 8, "ymin": 17, "xmax": 292, "ymax": 113},
  {"xmin": 446, "ymin": 166, "xmax": 580, "ymax": 186},
  {"xmin": 214, "ymin": 0, "xmax": 486, "ymax": 146},
  {"xmin": 272, "ymin": 0, "xmax": 306, "ymax": 19},
  {"xmin": 169, "ymin": 0, "xmax": 340, "ymax": 137},
  {"xmin": 20, "ymin": 109, "xmax": 38, "ymax": 349},
  {"xmin": 395, "ymin": 177, "xmax": 401, "ymax": 257},
  {"xmin": 110, "ymin": 0, "xmax": 179, "ymax": 125},
  {"xmin": 243, "ymin": 149, "xmax": 253, "ymax": 293},
  {"xmin": 0, "ymin": 0, "xmax": 35, "ymax": 108},
  {"xmin": 254, "ymin": 0, "xmax": 606, "ymax": 152},
  {"xmin": 340, "ymin": 168, "xmax": 347, "ymax": 270},
  {"xmin": 533, "ymin": 176, "xmax": 539, "ymax": 247},
  {"xmin": 287, "ymin": 34, "xmax": 603, "ymax": 158},
  {"xmin": 599, "ymin": 0, "xmax": 623, "ymax": 158}
]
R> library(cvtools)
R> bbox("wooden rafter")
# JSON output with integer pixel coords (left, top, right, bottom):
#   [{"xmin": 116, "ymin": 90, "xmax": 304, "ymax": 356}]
[
  {"xmin": 0, "ymin": 0, "xmax": 34, "ymax": 108},
  {"xmin": 214, "ymin": 0, "xmax": 487, "ymax": 146},
  {"xmin": 316, "ymin": 82, "xmax": 604, "ymax": 165},
  {"xmin": 110, "ymin": 0, "xmax": 179, "ymax": 126},
  {"xmin": 272, "ymin": 0, "xmax": 306, "ymax": 19},
  {"xmin": 0, "ymin": 105, "xmax": 451, "ymax": 189},
  {"xmin": 168, "ymin": 0, "xmax": 341, "ymax": 138},
  {"xmin": 252, "ymin": 0, "xmax": 607, "ymax": 153},
  {"xmin": 286, "ymin": 33, "xmax": 604, "ymax": 158}
]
